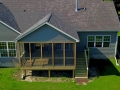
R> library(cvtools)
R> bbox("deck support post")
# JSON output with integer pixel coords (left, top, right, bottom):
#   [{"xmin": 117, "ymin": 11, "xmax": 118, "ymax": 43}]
[
  {"xmin": 63, "ymin": 43, "xmax": 65, "ymax": 66},
  {"xmin": 74, "ymin": 43, "xmax": 76, "ymax": 68},
  {"xmin": 17, "ymin": 43, "xmax": 21, "ymax": 67},
  {"xmin": 52, "ymin": 43, "xmax": 54, "ymax": 67},
  {"xmin": 48, "ymin": 70, "xmax": 50, "ymax": 78},
  {"xmin": 29, "ymin": 43, "xmax": 32, "ymax": 67},
  {"xmin": 73, "ymin": 70, "xmax": 75, "ymax": 78}
]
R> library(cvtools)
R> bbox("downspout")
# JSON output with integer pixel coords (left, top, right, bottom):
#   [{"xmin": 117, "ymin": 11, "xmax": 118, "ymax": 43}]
[
  {"xmin": 115, "ymin": 32, "xmax": 119, "ymax": 66},
  {"xmin": 75, "ymin": 0, "xmax": 78, "ymax": 12}
]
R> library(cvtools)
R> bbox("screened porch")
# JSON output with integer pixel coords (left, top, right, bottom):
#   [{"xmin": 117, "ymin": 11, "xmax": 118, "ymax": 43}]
[{"xmin": 18, "ymin": 42, "xmax": 76, "ymax": 69}]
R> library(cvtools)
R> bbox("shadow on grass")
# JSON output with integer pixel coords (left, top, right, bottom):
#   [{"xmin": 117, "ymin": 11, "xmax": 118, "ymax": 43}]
[
  {"xmin": 117, "ymin": 36, "xmax": 120, "ymax": 53},
  {"xmin": 89, "ymin": 59, "xmax": 120, "ymax": 76},
  {"xmin": 32, "ymin": 70, "xmax": 73, "ymax": 78}
]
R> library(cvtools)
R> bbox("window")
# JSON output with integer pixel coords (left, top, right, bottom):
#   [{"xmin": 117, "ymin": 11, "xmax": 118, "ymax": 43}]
[
  {"xmin": 0, "ymin": 42, "xmax": 16, "ymax": 57},
  {"xmin": 0, "ymin": 42, "xmax": 7, "ymax": 57},
  {"xmin": 87, "ymin": 35, "xmax": 110, "ymax": 47},
  {"xmin": 0, "ymin": 42, "xmax": 7, "ymax": 49},
  {"xmin": 103, "ymin": 36, "xmax": 110, "ymax": 47},
  {"xmin": 8, "ymin": 42, "xmax": 16, "ymax": 57},
  {"xmin": 9, "ymin": 50, "xmax": 16, "ymax": 57},
  {"xmin": 1, "ymin": 50, "xmax": 8, "ymax": 57},
  {"xmin": 95, "ymin": 36, "xmax": 102, "ymax": 47},
  {"xmin": 88, "ymin": 36, "xmax": 94, "ymax": 47}
]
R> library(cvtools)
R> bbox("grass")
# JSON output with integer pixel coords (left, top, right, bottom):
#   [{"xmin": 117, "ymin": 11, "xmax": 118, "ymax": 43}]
[
  {"xmin": 118, "ymin": 31, "xmax": 120, "ymax": 36},
  {"xmin": 0, "ymin": 58, "xmax": 120, "ymax": 90}
]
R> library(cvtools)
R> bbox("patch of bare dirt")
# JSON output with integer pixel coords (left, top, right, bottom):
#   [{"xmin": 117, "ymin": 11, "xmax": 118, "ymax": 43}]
[{"xmin": 13, "ymin": 70, "xmax": 75, "ymax": 82}]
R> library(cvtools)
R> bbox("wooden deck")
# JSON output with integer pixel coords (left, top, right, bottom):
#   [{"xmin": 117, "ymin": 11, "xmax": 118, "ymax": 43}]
[
  {"xmin": 21, "ymin": 66, "xmax": 75, "ymax": 70},
  {"xmin": 20, "ymin": 57, "xmax": 74, "ymax": 70}
]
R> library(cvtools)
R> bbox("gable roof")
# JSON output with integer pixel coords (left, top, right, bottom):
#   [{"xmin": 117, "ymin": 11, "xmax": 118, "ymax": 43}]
[
  {"xmin": 15, "ymin": 13, "xmax": 79, "ymax": 42},
  {"xmin": 0, "ymin": 0, "xmax": 120, "ymax": 33},
  {"xmin": 0, "ymin": 20, "xmax": 21, "ymax": 34},
  {"xmin": 0, "ymin": 3, "xmax": 20, "ymax": 32}
]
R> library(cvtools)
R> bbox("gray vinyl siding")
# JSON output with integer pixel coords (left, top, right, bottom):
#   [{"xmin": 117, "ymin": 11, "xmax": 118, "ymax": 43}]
[
  {"xmin": 0, "ymin": 58, "xmax": 18, "ymax": 67},
  {"xmin": 77, "ymin": 31, "xmax": 117, "ymax": 59},
  {"xmin": 19, "ymin": 25, "xmax": 75, "ymax": 43},
  {"xmin": 0, "ymin": 23, "xmax": 19, "ymax": 67},
  {"xmin": 0, "ymin": 23, "xmax": 20, "ymax": 41}
]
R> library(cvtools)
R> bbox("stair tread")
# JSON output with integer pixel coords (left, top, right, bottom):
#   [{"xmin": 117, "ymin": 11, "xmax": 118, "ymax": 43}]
[
  {"xmin": 75, "ymin": 74, "xmax": 87, "ymax": 76},
  {"xmin": 75, "ymin": 55, "xmax": 88, "ymax": 78}
]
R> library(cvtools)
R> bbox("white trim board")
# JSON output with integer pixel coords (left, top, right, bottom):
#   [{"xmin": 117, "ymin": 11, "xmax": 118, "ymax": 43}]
[
  {"xmin": 0, "ymin": 21, "xmax": 21, "ymax": 35},
  {"xmin": 115, "ymin": 32, "xmax": 118, "ymax": 55}
]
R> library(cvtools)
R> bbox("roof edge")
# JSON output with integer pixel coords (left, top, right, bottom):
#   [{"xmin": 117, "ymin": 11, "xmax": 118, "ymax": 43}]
[
  {"xmin": 0, "ymin": 20, "xmax": 21, "ymax": 34},
  {"xmin": 46, "ymin": 22, "xmax": 79, "ymax": 42},
  {"xmin": 15, "ymin": 22, "xmax": 46, "ymax": 41}
]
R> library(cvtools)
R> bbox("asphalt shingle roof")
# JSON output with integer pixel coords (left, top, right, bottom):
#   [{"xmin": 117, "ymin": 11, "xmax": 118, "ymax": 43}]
[
  {"xmin": 16, "ymin": 13, "xmax": 79, "ymax": 41},
  {"xmin": 0, "ymin": 0, "xmax": 119, "ymax": 38}
]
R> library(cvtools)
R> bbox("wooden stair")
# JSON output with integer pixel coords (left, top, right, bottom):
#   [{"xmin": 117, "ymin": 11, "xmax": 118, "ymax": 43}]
[{"xmin": 75, "ymin": 53, "xmax": 88, "ymax": 78}]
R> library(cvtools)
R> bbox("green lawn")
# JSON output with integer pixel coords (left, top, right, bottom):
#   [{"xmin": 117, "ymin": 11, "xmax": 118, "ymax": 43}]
[
  {"xmin": 0, "ymin": 58, "xmax": 120, "ymax": 90},
  {"xmin": 118, "ymin": 32, "xmax": 120, "ymax": 36}
]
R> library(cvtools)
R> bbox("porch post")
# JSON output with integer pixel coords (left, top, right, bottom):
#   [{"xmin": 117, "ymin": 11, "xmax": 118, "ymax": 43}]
[
  {"xmin": 17, "ymin": 43, "xmax": 21, "ymax": 67},
  {"xmin": 74, "ymin": 43, "xmax": 76, "ymax": 68},
  {"xmin": 63, "ymin": 43, "xmax": 65, "ymax": 66},
  {"xmin": 40, "ymin": 43, "xmax": 44, "ymax": 67},
  {"xmin": 52, "ymin": 43, "xmax": 54, "ymax": 67},
  {"xmin": 41, "ymin": 43, "xmax": 42, "ymax": 58},
  {"xmin": 29, "ymin": 43, "xmax": 32, "ymax": 67}
]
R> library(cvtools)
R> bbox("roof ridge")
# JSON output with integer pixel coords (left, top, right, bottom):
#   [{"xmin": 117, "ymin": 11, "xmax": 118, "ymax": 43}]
[
  {"xmin": 15, "ymin": 13, "xmax": 52, "ymax": 41},
  {"xmin": 46, "ymin": 12, "xmax": 52, "ymax": 22}
]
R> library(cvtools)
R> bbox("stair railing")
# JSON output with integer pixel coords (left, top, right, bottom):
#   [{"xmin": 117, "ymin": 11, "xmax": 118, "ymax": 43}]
[
  {"xmin": 84, "ymin": 45, "xmax": 90, "ymax": 78},
  {"xmin": 20, "ymin": 51, "xmax": 26, "ymax": 67}
]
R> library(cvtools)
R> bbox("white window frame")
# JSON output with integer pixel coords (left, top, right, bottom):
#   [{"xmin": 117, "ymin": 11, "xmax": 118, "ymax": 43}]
[
  {"xmin": 103, "ymin": 35, "xmax": 111, "ymax": 47},
  {"xmin": 95, "ymin": 35, "xmax": 103, "ymax": 47},
  {"xmin": 87, "ymin": 35, "xmax": 111, "ymax": 48},
  {"xmin": 0, "ymin": 41, "xmax": 17, "ymax": 58},
  {"xmin": 87, "ymin": 36, "xmax": 95, "ymax": 47}
]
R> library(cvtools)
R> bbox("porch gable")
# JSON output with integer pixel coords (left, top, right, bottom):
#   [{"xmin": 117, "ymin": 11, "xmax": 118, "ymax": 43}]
[{"xmin": 18, "ymin": 24, "xmax": 76, "ymax": 43}]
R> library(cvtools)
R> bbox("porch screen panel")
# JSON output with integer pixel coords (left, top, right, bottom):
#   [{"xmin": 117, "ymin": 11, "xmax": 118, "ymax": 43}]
[
  {"xmin": 24, "ymin": 43, "xmax": 30, "ymax": 58},
  {"xmin": 31, "ymin": 43, "xmax": 41, "ymax": 66},
  {"xmin": 42, "ymin": 43, "xmax": 52, "ymax": 66},
  {"xmin": 65, "ymin": 43, "xmax": 74, "ymax": 66},
  {"xmin": 54, "ymin": 43, "xmax": 63, "ymax": 66}
]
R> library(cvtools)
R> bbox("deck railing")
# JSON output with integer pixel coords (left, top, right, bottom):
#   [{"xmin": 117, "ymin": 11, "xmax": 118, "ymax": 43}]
[
  {"xmin": 84, "ymin": 45, "xmax": 90, "ymax": 78},
  {"xmin": 20, "ymin": 52, "xmax": 26, "ymax": 67}
]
